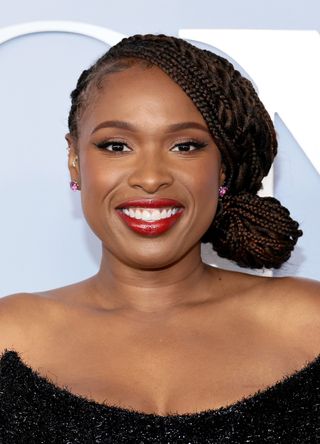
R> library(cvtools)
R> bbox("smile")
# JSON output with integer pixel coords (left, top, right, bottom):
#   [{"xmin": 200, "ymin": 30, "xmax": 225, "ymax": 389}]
[
  {"xmin": 116, "ymin": 207, "xmax": 184, "ymax": 236},
  {"xmin": 120, "ymin": 207, "xmax": 181, "ymax": 222}
]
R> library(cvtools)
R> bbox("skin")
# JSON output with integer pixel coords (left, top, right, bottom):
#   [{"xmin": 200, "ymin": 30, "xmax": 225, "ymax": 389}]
[
  {"xmin": 1, "ymin": 63, "xmax": 320, "ymax": 416},
  {"xmin": 67, "ymin": 63, "xmax": 226, "ymax": 315}
]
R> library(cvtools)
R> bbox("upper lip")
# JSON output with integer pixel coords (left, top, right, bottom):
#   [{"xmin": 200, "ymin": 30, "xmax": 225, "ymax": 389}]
[{"xmin": 116, "ymin": 198, "xmax": 184, "ymax": 209}]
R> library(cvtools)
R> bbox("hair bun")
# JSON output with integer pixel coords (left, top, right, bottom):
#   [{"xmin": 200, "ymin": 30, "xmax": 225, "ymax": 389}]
[{"xmin": 201, "ymin": 192, "xmax": 303, "ymax": 269}]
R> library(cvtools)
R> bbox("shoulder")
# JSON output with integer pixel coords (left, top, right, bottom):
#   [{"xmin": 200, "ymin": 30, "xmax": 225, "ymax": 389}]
[
  {"xmin": 257, "ymin": 275, "xmax": 320, "ymax": 357},
  {"xmin": 0, "ymin": 292, "xmax": 63, "ymax": 357},
  {"xmin": 266, "ymin": 274, "xmax": 320, "ymax": 293},
  {"xmin": 216, "ymin": 268, "xmax": 320, "ymax": 357},
  {"xmin": 220, "ymin": 268, "xmax": 320, "ymax": 308},
  {"xmin": 0, "ymin": 280, "xmax": 94, "ymax": 357},
  {"xmin": 0, "ymin": 292, "xmax": 42, "ymax": 321},
  {"xmin": 0, "ymin": 293, "xmax": 34, "ymax": 355},
  {"xmin": 0, "ymin": 291, "xmax": 53, "ymax": 316},
  {"xmin": 264, "ymin": 275, "xmax": 320, "ymax": 315}
]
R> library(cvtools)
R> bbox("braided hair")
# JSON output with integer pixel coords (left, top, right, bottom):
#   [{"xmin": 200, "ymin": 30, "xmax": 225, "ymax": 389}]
[{"xmin": 67, "ymin": 33, "xmax": 302, "ymax": 269}]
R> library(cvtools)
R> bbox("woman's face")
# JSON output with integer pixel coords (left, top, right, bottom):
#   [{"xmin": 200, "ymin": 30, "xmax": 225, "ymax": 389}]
[{"xmin": 67, "ymin": 63, "xmax": 225, "ymax": 269}]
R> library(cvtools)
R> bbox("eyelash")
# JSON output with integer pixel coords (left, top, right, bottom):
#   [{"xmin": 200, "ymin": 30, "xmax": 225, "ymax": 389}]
[{"xmin": 94, "ymin": 139, "xmax": 208, "ymax": 154}]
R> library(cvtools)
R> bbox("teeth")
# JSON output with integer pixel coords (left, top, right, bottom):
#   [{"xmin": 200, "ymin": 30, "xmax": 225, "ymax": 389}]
[
  {"xmin": 142, "ymin": 209, "xmax": 151, "ymax": 220},
  {"xmin": 121, "ymin": 207, "xmax": 180, "ymax": 221},
  {"xmin": 129, "ymin": 208, "xmax": 135, "ymax": 219}
]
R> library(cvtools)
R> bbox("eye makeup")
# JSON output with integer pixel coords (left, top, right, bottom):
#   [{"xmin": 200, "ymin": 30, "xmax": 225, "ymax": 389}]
[{"xmin": 94, "ymin": 138, "xmax": 208, "ymax": 154}]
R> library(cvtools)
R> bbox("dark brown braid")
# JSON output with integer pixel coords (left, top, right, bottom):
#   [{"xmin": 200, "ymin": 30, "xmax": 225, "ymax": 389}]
[{"xmin": 67, "ymin": 33, "xmax": 302, "ymax": 269}]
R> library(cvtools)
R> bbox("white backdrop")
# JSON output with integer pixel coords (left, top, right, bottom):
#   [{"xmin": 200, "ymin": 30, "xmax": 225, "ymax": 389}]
[{"xmin": 0, "ymin": 3, "xmax": 319, "ymax": 295}]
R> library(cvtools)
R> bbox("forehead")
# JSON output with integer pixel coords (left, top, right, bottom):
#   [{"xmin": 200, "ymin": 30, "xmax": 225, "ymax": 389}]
[{"xmin": 80, "ymin": 64, "xmax": 207, "ymax": 133}]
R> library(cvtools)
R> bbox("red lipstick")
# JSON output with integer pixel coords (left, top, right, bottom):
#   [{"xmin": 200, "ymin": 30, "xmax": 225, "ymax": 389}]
[
  {"xmin": 115, "ymin": 198, "xmax": 185, "ymax": 236},
  {"xmin": 116, "ymin": 209, "xmax": 184, "ymax": 236},
  {"xmin": 116, "ymin": 198, "xmax": 184, "ymax": 209}
]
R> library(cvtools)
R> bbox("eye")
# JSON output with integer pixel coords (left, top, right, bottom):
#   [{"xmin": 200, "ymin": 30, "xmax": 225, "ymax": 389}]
[
  {"xmin": 94, "ymin": 139, "xmax": 208, "ymax": 153},
  {"xmin": 95, "ymin": 140, "xmax": 131, "ymax": 152},
  {"xmin": 171, "ymin": 140, "xmax": 208, "ymax": 153}
]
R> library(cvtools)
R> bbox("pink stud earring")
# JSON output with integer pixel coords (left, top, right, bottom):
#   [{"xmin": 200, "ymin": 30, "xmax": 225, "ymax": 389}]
[
  {"xmin": 219, "ymin": 185, "xmax": 228, "ymax": 198},
  {"xmin": 70, "ymin": 180, "xmax": 80, "ymax": 191}
]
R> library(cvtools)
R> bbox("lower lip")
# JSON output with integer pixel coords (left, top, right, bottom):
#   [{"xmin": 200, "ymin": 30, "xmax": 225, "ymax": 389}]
[{"xmin": 116, "ymin": 209, "xmax": 184, "ymax": 236}]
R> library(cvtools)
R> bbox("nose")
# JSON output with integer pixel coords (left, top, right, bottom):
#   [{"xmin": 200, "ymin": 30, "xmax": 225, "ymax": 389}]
[{"xmin": 127, "ymin": 150, "xmax": 174, "ymax": 193}]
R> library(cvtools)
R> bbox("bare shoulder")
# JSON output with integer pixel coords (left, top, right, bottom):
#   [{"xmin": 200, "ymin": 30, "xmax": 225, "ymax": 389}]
[
  {"xmin": 0, "ymin": 291, "xmax": 66, "ymax": 358},
  {"xmin": 218, "ymin": 267, "xmax": 320, "ymax": 312},
  {"xmin": 257, "ymin": 275, "xmax": 320, "ymax": 357},
  {"xmin": 0, "ymin": 292, "xmax": 40, "ymax": 355},
  {"xmin": 0, "ymin": 292, "xmax": 42, "ymax": 321},
  {"xmin": 264, "ymin": 275, "xmax": 320, "ymax": 312},
  {"xmin": 215, "ymin": 268, "xmax": 320, "ymax": 357},
  {"xmin": 0, "ymin": 278, "xmax": 95, "ymax": 358}
]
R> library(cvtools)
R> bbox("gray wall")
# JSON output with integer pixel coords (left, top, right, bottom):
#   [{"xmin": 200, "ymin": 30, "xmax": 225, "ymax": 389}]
[{"xmin": 1, "ymin": 0, "xmax": 319, "ymax": 32}]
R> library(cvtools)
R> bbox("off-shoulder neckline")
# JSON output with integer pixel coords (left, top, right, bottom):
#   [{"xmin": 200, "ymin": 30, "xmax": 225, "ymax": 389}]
[{"xmin": 1, "ymin": 348, "xmax": 319, "ymax": 420}]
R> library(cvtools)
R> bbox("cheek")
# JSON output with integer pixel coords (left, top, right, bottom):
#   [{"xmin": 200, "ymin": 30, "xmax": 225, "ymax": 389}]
[
  {"xmin": 188, "ymin": 155, "xmax": 220, "ymax": 203},
  {"xmin": 181, "ymin": 156, "xmax": 221, "ymax": 235},
  {"xmin": 78, "ymin": 152, "xmax": 122, "ymax": 233},
  {"xmin": 79, "ymin": 149, "xmax": 125, "ymax": 196},
  {"xmin": 195, "ymin": 170, "xmax": 220, "ymax": 223}
]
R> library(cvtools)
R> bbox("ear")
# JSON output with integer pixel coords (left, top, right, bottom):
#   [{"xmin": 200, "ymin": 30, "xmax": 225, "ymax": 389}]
[
  {"xmin": 65, "ymin": 133, "xmax": 81, "ymax": 185},
  {"xmin": 219, "ymin": 164, "xmax": 226, "ymax": 186}
]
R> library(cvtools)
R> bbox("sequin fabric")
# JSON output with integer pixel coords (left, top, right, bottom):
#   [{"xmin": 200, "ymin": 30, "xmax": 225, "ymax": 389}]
[{"xmin": 0, "ymin": 349, "xmax": 319, "ymax": 443}]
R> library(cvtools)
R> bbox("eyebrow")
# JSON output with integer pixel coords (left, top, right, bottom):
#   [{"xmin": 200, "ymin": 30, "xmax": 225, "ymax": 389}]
[{"xmin": 91, "ymin": 120, "xmax": 210, "ymax": 135}]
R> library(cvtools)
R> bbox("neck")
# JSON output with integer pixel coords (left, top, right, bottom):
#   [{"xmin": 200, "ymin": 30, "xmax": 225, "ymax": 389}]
[{"xmin": 88, "ymin": 243, "xmax": 216, "ymax": 318}]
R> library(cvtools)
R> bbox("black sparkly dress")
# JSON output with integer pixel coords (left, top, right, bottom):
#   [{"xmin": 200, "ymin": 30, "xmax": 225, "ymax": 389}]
[{"xmin": 0, "ymin": 349, "xmax": 319, "ymax": 443}]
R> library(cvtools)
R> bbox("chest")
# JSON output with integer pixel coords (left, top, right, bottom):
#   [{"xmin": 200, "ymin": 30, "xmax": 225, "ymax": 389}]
[{"xmin": 30, "ymin": 328, "xmax": 301, "ymax": 416}]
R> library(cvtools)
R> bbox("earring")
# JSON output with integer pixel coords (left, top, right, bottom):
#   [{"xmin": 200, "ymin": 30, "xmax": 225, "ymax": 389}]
[
  {"xmin": 70, "ymin": 180, "xmax": 80, "ymax": 191},
  {"xmin": 219, "ymin": 185, "xmax": 228, "ymax": 198}
]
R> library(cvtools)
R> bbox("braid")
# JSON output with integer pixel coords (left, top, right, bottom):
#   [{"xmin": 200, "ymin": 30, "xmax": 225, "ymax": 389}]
[
  {"xmin": 201, "ymin": 193, "xmax": 302, "ymax": 269},
  {"xmin": 67, "ymin": 33, "xmax": 302, "ymax": 269},
  {"xmin": 68, "ymin": 69, "xmax": 92, "ymax": 135}
]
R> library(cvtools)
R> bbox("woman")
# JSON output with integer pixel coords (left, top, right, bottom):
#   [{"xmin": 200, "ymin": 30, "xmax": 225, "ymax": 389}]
[{"xmin": 0, "ymin": 33, "xmax": 319, "ymax": 443}]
